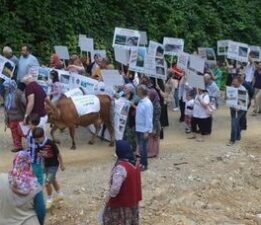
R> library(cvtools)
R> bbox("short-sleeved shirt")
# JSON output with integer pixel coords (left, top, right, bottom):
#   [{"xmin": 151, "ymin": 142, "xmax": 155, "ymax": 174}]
[
  {"xmin": 254, "ymin": 70, "xmax": 261, "ymax": 89},
  {"xmin": 25, "ymin": 81, "xmax": 46, "ymax": 117},
  {"xmin": 38, "ymin": 139, "xmax": 60, "ymax": 168}
]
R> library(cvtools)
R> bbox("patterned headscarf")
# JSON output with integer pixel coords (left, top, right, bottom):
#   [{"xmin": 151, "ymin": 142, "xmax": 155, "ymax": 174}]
[
  {"xmin": 115, "ymin": 140, "xmax": 135, "ymax": 165},
  {"xmin": 8, "ymin": 150, "xmax": 41, "ymax": 206},
  {"xmin": 3, "ymin": 79, "xmax": 17, "ymax": 110}
]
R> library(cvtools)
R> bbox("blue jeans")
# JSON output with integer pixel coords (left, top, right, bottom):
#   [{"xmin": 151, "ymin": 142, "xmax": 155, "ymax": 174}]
[
  {"xmin": 230, "ymin": 109, "xmax": 245, "ymax": 143},
  {"xmin": 136, "ymin": 132, "xmax": 148, "ymax": 167},
  {"xmin": 173, "ymin": 89, "xmax": 179, "ymax": 108}
]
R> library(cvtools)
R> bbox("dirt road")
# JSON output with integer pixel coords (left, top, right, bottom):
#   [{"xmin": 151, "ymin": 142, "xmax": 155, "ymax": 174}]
[{"xmin": 0, "ymin": 104, "xmax": 260, "ymax": 225}]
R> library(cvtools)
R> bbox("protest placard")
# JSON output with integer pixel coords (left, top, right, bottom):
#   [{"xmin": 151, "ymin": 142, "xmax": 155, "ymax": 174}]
[
  {"xmin": 69, "ymin": 73, "xmax": 98, "ymax": 94},
  {"xmin": 144, "ymin": 41, "xmax": 166, "ymax": 80},
  {"xmin": 227, "ymin": 41, "xmax": 249, "ymax": 62},
  {"xmin": 101, "ymin": 70, "xmax": 124, "ymax": 89},
  {"xmin": 217, "ymin": 40, "xmax": 230, "ymax": 56},
  {"xmin": 114, "ymin": 47, "xmax": 130, "ymax": 65},
  {"xmin": 129, "ymin": 47, "xmax": 147, "ymax": 73},
  {"xmin": 186, "ymin": 69, "xmax": 205, "ymax": 90},
  {"xmin": 198, "ymin": 48, "xmax": 217, "ymax": 65},
  {"xmin": 226, "ymin": 86, "xmax": 248, "ymax": 111},
  {"xmin": 91, "ymin": 50, "xmax": 106, "ymax": 62},
  {"xmin": 249, "ymin": 46, "xmax": 261, "ymax": 62},
  {"xmin": 189, "ymin": 54, "xmax": 205, "ymax": 74},
  {"xmin": 0, "ymin": 55, "xmax": 15, "ymax": 80},
  {"xmin": 113, "ymin": 27, "xmax": 140, "ymax": 48},
  {"xmin": 79, "ymin": 37, "xmax": 94, "ymax": 52},
  {"xmin": 28, "ymin": 66, "xmax": 50, "ymax": 93},
  {"xmin": 78, "ymin": 34, "xmax": 87, "ymax": 47},
  {"xmin": 177, "ymin": 52, "xmax": 190, "ymax": 71},
  {"xmin": 163, "ymin": 37, "xmax": 184, "ymax": 56},
  {"xmin": 139, "ymin": 31, "xmax": 148, "ymax": 46},
  {"xmin": 54, "ymin": 46, "xmax": 70, "ymax": 60}
]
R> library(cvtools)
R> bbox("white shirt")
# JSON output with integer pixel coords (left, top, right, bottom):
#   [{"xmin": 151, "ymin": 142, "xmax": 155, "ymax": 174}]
[
  {"xmin": 244, "ymin": 63, "xmax": 255, "ymax": 82},
  {"xmin": 193, "ymin": 93, "xmax": 210, "ymax": 118},
  {"xmin": 185, "ymin": 99, "xmax": 194, "ymax": 117},
  {"xmin": 135, "ymin": 97, "xmax": 153, "ymax": 133}
]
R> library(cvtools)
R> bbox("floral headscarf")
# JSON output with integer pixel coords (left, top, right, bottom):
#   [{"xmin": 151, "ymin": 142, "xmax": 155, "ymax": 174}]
[
  {"xmin": 8, "ymin": 150, "xmax": 41, "ymax": 206},
  {"xmin": 3, "ymin": 79, "xmax": 17, "ymax": 110}
]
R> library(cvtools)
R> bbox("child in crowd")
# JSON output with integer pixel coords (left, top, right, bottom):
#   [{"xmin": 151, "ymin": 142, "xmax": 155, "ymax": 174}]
[
  {"xmin": 49, "ymin": 70, "xmax": 62, "ymax": 104},
  {"xmin": 184, "ymin": 91, "xmax": 194, "ymax": 133},
  {"xmin": 33, "ymin": 127, "xmax": 65, "ymax": 209},
  {"xmin": 26, "ymin": 113, "xmax": 46, "ymax": 225}
]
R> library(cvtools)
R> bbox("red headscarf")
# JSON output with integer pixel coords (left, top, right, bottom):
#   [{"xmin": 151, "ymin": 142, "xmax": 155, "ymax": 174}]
[{"xmin": 50, "ymin": 54, "xmax": 64, "ymax": 69}]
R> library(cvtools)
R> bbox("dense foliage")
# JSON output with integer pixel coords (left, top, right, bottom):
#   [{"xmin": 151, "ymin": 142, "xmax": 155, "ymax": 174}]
[{"xmin": 0, "ymin": 0, "xmax": 260, "ymax": 62}]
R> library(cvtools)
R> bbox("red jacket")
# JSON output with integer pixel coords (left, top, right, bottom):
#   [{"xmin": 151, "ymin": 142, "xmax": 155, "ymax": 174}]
[{"xmin": 107, "ymin": 161, "xmax": 142, "ymax": 208}]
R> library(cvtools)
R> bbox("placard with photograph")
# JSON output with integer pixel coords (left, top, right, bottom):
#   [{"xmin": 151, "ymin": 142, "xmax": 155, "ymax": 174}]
[
  {"xmin": 129, "ymin": 47, "xmax": 147, "ymax": 73},
  {"xmin": 163, "ymin": 37, "xmax": 184, "ymax": 56},
  {"xmin": 227, "ymin": 41, "xmax": 249, "ymax": 63},
  {"xmin": 113, "ymin": 27, "xmax": 140, "ymax": 48},
  {"xmin": 217, "ymin": 40, "xmax": 230, "ymax": 56},
  {"xmin": 0, "ymin": 55, "xmax": 15, "ymax": 80},
  {"xmin": 198, "ymin": 48, "xmax": 217, "ymax": 65},
  {"xmin": 249, "ymin": 46, "xmax": 261, "ymax": 62},
  {"xmin": 189, "ymin": 54, "xmax": 205, "ymax": 74}
]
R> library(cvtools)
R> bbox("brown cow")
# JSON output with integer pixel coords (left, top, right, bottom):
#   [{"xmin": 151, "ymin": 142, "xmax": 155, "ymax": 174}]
[{"xmin": 45, "ymin": 95, "xmax": 114, "ymax": 150}]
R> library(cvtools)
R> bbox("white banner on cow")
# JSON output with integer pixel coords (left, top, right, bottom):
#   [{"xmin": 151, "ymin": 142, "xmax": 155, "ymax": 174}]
[
  {"xmin": 129, "ymin": 47, "xmax": 147, "ymax": 73},
  {"xmin": 114, "ymin": 47, "xmax": 130, "ymax": 65},
  {"xmin": 186, "ymin": 69, "xmax": 205, "ymax": 90},
  {"xmin": 217, "ymin": 40, "xmax": 230, "ymax": 56},
  {"xmin": 249, "ymin": 46, "xmax": 261, "ymax": 62},
  {"xmin": 198, "ymin": 48, "xmax": 217, "ymax": 65},
  {"xmin": 101, "ymin": 70, "xmax": 124, "ymax": 89},
  {"xmin": 113, "ymin": 27, "xmax": 140, "ymax": 48},
  {"xmin": 226, "ymin": 86, "xmax": 248, "ymax": 111},
  {"xmin": 144, "ymin": 41, "xmax": 167, "ymax": 80},
  {"xmin": 163, "ymin": 37, "xmax": 184, "ymax": 56},
  {"xmin": 189, "ymin": 55, "xmax": 205, "ymax": 74},
  {"xmin": 54, "ymin": 46, "xmax": 70, "ymax": 60},
  {"xmin": 177, "ymin": 52, "xmax": 190, "ymax": 71},
  {"xmin": 227, "ymin": 41, "xmax": 249, "ymax": 63},
  {"xmin": 0, "ymin": 55, "xmax": 15, "ymax": 80}
]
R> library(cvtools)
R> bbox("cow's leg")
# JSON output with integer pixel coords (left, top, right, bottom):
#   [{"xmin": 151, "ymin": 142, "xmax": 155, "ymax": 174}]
[
  {"xmin": 69, "ymin": 126, "xmax": 76, "ymax": 150},
  {"xmin": 105, "ymin": 122, "xmax": 115, "ymax": 147},
  {"xmin": 89, "ymin": 121, "xmax": 102, "ymax": 145},
  {"xmin": 51, "ymin": 125, "xmax": 60, "ymax": 144}
]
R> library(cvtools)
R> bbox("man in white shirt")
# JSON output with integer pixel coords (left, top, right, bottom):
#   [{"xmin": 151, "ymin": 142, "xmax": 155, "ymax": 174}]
[
  {"xmin": 135, "ymin": 85, "xmax": 153, "ymax": 171},
  {"xmin": 244, "ymin": 58, "xmax": 255, "ymax": 85}
]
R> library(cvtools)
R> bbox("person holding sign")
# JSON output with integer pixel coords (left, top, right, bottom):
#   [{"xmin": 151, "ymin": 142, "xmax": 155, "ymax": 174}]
[
  {"xmin": 227, "ymin": 76, "xmax": 248, "ymax": 146},
  {"xmin": 252, "ymin": 62, "xmax": 261, "ymax": 116}
]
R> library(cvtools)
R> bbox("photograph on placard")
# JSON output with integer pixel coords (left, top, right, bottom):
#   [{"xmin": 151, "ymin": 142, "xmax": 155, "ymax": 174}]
[
  {"xmin": 238, "ymin": 89, "xmax": 248, "ymax": 109},
  {"xmin": 0, "ymin": 56, "xmax": 15, "ymax": 79},
  {"xmin": 136, "ymin": 47, "xmax": 146, "ymax": 67},
  {"xmin": 217, "ymin": 40, "xmax": 230, "ymax": 55},
  {"xmin": 238, "ymin": 46, "xmax": 248, "ymax": 57},
  {"xmin": 113, "ymin": 28, "xmax": 140, "ymax": 48},
  {"xmin": 163, "ymin": 37, "xmax": 184, "ymax": 56},
  {"xmin": 249, "ymin": 46, "xmax": 261, "ymax": 62},
  {"xmin": 156, "ymin": 66, "xmax": 165, "ymax": 76},
  {"xmin": 156, "ymin": 46, "xmax": 164, "ymax": 57},
  {"xmin": 60, "ymin": 73, "xmax": 70, "ymax": 84},
  {"xmin": 206, "ymin": 48, "xmax": 216, "ymax": 61}
]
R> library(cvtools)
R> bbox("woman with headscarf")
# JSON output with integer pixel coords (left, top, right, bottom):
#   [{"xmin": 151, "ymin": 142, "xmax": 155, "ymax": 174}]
[
  {"xmin": 141, "ymin": 76, "xmax": 161, "ymax": 157},
  {"xmin": 103, "ymin": 140, "xmax": 142, "ymax": 225},
  {"xmin": 3, "ymin": 79, "xmax": 26, "ymax": 152},
  {"xmin": 50, "ymin": 53, "xmax": 64, "ymax": 70},
  {"xmin": 122, "ymin": 83, "xmax": 140, "ymax": 151},
  {"xmin": 0, "ymin": 151, "xmax": 42, "ymax": 225}
]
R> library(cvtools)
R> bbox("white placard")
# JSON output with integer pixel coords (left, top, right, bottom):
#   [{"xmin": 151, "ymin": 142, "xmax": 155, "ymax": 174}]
[
  {"xmin": 189, "ymin": 54, "xmax": 205, "ymax": 74},
  {"xmin": 139, "ymin": 31, "xmax": 148, "ymax": 46},
  {"xmin": 78, "ymin": 34, "xmax": 87, "ymax": 47},
  {"xmin": 144, "ymin": 41, "xmax": 167, "ymax": 80},
  {"xmin": 54, "ymin": 46, "xmax": 70, "ymax": 60},
  {"xmin": 249, "ymin": 46, "xmax": 261, "ymax": 62},
  {"xmin": 0, "ymin": 55, "xmax": 15, "ymax": 80},
  {"xmin": 114, "ymin": 47, "xmax": 130, "ymax": 65},
  {"xmin": 198, "ymin": 47, "xmax": 217, "ymax": 65},
  {"xmin": 71, "ymin": 95, "xmax": 100, "ymax": 116},
  {"xmin": 80, "ymin": 37, "xmax": 94, "ymax": 52},
  {"xmin": 227, "ymin": 41, "xmax": 249, "ymax": 63},
  {"xmin": 91, "ymin": 50, "xmax": 106, "ymax": 62},
  {"xmin": 112, "ymin": 27, "xmax": 140, "ymax": 48},
  {"xmin": 69, "ymin": 73, "xmax": 98, "ymax": 94},
  {"xmin": 129, "ymin": 47, "xmax": 147, "ymax": 73},
  {"xmin": 163, "ymin": 37, "xmax": 184, "ymax": 56},
  {"xmin": 177, "ymin": 52, "xmax": 190, "ymax": 70},
  {"xmin": 101, "ymin": 70, "xmax": 124, "ymax": 88},
  {"xmin": 28, "ymin": 66, "xmax": 50, "ymax": 94},
  {"xmin": 226, "ymin": 86, "xmax": 248, "ymax": 111},
  {"xmin": 186, "ymin": 69, "xmax": 205, "ymax": 90},
  {"xmin": 217, "ymin": 40, "xmax": 230, "ymax": 56}
]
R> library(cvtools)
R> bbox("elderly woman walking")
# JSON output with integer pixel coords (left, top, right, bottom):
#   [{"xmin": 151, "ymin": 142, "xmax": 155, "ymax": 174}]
[
  {"xmin": 0, "ymin": 151, "xmax": 43, "ymax": 225},
  {"xmin": 3, "ymin": 79, "xmax": 26, "ymax": 152},
  {"xmin": 103, "ymin": 140, "xmax": 142, "ymax": 225}
]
